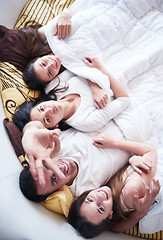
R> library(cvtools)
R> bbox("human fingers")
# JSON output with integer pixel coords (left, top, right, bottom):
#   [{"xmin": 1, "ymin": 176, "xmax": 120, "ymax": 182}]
[
  {"xmin": 62, "ymin": 23, "xmax": 71, "ymax": 38},
  {"xmin": 65, "ymin": 24, "xmax": 71, "ymax": 37},
  {"xmin": 133, "ymin": 165, "xmax": 142, "ymax": 175},
  {"xmin": 57, "ymin": 26, "xmax": 62, "ymax": 40},
  {"xmin": 84, "ymin": 57, "xmax": 93, "ymax": 67},
  {"xmin": 35, "ymin": 160, "xmax": 46, "ymax": 187},
  {"xmin": 101, "ymin": 93, "xmax": 108, "ymax": 108},
  {"xmin": 132, "ymin": 190, "xmax": 140, "ymax": 209},
  {"xmin": 28, "ymin": 154, "xmax": 37, "ymax": 180},
  {"xmin": 93, "ymin": 137, "xmax": 107, "ymax": 148},
  {"xmin": 51, "ymin": 135, "xmax": 60, "ymax": 156},
  {"xmin": 142, "ymin": 180, "xmax": 150, "ymax": 200},
  {"xmin": 94, "ymin": 101, "xmax": 100, "ymax": 109},
  {"xmin": 143, "ymin": 157, "xmax": 152, "ymax": 171},
  {"xmin": 93, "ymin": 138, "xmax": 104, "ymax": 148},
  {"xmin": 60, "ymin": 25, "xmax": 66, "ymax": 39},
  {"xmin": 53, "ymin": 24, "xmax": 58, "ymax": 36},
  {"xmin": 96, "ymin": 98, "xmax": 106, "ymax": 109},
  {"xmin": 151, "ymin": 178, "xmax": 161, "ymax": 197},
  {"xmin": 52, "ymin": 128, "xmax": 61, "ymax": 137}
]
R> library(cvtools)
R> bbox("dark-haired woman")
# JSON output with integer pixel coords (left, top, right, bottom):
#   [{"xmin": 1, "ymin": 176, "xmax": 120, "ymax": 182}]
[
  {"xmin": 0, "ymin": 8, "xmax": 72, "ymax": 91},
  {"xmin": 68, "ymin": 133, "xmax": 160, "ymax": 239},
  {"xmin": 13, "ymin": 57, "xmax": 129, "ymax": 132}
]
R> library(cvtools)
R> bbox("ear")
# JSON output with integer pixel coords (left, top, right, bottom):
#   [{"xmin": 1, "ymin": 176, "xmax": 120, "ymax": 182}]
[
  {"xmin": 55, "ymin": 123, "xmax": 59, "ymax": 128},
  {"xmin": 108, "ymin": 210, "xmax": 113, "ymax": 220}
]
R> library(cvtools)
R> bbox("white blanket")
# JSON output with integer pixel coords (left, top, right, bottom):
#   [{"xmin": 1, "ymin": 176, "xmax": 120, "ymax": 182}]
[{"xmin": 45, "ymin": 0, "xmax": 163, "ymax": 233}]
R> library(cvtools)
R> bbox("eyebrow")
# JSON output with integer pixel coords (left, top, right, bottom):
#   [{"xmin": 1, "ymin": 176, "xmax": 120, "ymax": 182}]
[
  {"xmin": 85, "ymin": 199, "xmax": 103, "ymax": 214},
  {"xmin": 39, "ymin": 62, "xmax": 51, "ymax": 79},
  {"xmin": 37, "ymin": 107, "xmax": 48, "ymax": 127}
]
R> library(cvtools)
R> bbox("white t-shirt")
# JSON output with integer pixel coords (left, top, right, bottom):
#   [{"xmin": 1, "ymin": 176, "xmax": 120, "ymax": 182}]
[
  {"xmin": 56, "ymin": 120, "xmax": 130, "ymax": 198},
  {"xmin": 46, "ymin": 70, "xmax": 130, "ymax": 132}
]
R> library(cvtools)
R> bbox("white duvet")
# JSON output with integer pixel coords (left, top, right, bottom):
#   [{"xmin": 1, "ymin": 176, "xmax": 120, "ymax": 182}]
[{"xmin": 45, "ymin": 0, "xmax": 163, "ymax": 233}]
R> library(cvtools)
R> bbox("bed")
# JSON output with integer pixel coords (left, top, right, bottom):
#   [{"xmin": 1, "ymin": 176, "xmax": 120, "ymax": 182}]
[{"xmin": 0, "ymin": 0, "xmax": 162, "ymax": 240}]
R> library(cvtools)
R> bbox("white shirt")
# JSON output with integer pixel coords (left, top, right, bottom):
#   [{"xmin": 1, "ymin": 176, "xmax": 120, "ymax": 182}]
[
  {"xmin": 46, "ymin": 70, "xmax": 130, "ymax": 132},
  {"xmin": 56, "ymin": 120, "xmax": 130, "ymax": 198}
]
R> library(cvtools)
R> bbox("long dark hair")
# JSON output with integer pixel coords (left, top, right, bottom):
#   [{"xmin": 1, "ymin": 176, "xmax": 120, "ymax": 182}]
[
  {"xmin": 68, "ymin": 190, "xmax": 116, "ymax": 239},
  {"xmin": 21, "ymin": 22, "xmax": 52, "ymax": 91},
  {"xmin": 12, "ymin": 78, "xmax": 69, "ymax": 131},
  {"xmin": 23, "ymin": 57, "xmax": 48, "ymax": 91},
  {"xmin": 22, "ymin": 21, "xmax": 52, "ymax": 61}
]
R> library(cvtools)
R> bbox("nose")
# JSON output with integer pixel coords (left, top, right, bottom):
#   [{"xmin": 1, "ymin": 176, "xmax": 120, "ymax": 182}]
[
  {"xmin": 95, "ymin": 192, "xmax": 105, "ymax": 203},
  {"xmin": 45, "ymin": 107, "xmax": 54, "ymax": 114},
  {"xmin": 48, "ymin": 60, "xmax": 55, "ymax": 68}
]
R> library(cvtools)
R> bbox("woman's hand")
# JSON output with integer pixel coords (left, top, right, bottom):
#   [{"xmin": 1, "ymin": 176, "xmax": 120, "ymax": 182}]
[
  {"xmin": 84, "ymin": 56, "xmax": 104, "ymax": 71},
  {"xmin": 93, "ymin": 132, "xmax": 115, "ymax": 148},
  {"xmin": 85, "ymin": 56, "xmax": 108, "ymax": 108},
  {"xmin": 129, "ymin": 155, "xmax": 152, "ymax": 175},
  {"xmin": 133, "ymin": 179, "xmax": 160, "ymax": 219},
  {"xmin": 88, "ymin": 80, "xmax": 108, "ymax": 109},
  {"xmin": 54, "ymin": 9, "xmax": 72, "ymax": 40}
]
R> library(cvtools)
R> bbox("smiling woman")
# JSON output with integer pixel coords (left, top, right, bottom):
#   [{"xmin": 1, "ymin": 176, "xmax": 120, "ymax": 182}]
[
  {"xmin": 68, "ymin": 135, "xmax": 160, "ymax": 239},
  {"xmin": 23, "ymin": 53, "xmax": 66, "ymax": 90},
  {"xmin": 80, "ymin": 186, "xmax": 113, "ymax": 224},
  {"xmin": 33, "ymin": 54, "xmax": 62, "ymax": 82}
]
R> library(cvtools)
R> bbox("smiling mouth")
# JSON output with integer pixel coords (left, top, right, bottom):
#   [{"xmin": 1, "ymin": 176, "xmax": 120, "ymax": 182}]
[
  {"xmin": 51, "ymin": 58, "xmax": 58, "ymax": 68},
  {"xmin": 62, "ymin": 161, "xmax": 69, "ymax": 175},
  {"xmin": 99, "ymin": 190, "xmax": 108, "ymax": 200}
]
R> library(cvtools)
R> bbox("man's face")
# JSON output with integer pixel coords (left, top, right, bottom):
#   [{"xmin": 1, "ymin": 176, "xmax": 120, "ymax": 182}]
[{"xmin": 35, "ymin": 157, "xmax": 78, "ymax": 195}]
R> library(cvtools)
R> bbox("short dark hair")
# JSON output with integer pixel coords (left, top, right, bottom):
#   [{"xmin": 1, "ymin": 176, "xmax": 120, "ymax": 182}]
[
  {"xmin": 68, "ymin": 191, "xmax": 111, "ymax": 239},
  {"xmin": 19, "ymin": 166, "xmax": 50, "ymax": 202},
  {"xmin": 23, "ymin": 58, "xmax": 48, "ymax": 91}
]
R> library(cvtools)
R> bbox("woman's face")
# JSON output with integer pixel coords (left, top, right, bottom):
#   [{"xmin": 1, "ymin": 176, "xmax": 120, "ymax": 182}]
[
  {"xmin": 33, "ymin": 54, "xmax": 62, "ymax": 82},
  {"xmin": 30, "ymin": 100, "xmax": 64, "ymax": 129},
  {"xmin": 80, "ymin": 186, "xmax": 113, "ymax": 224}
]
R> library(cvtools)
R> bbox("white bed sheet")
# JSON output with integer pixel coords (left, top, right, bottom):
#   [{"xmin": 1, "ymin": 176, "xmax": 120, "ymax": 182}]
[{"xmin": 45, "ymin": 0, "xmax": 163, "ymax": 233}]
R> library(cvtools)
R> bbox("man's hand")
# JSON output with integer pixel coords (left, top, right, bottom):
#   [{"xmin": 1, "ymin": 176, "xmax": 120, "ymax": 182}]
[{"xmin": 22, "ymin": 121, "xmax": 61, "ymax": 182}]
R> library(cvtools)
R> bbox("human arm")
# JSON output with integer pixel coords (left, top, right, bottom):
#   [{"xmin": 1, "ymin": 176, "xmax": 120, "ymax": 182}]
[
  {"xmin": 88, "ymin": 79, "xmax": 108, "ymax": 109},
  {"xmin": 22, "ymin": 121, "xmax": 61, "ymax": 184},
  {"xmin": 111, "ymin": 178, "xmax": 161, "ymax": 232},
  {"xmin": 71, "ymin": 96, "xmax": 129, "ymax": 132},
  {"xmin": 84, "ymin": 57, "xmax": 109, "ymax": 109},
  {"xmin": 84, "ymin": 56, "xmax": 129, "ymax": 99},
  {"xmin": 38, "ymin": 8, "xmax": 72, "ymax": 41},
  {"xmin": 93, "ymin": 132, "xmax": 157, "ymax": 175}
]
